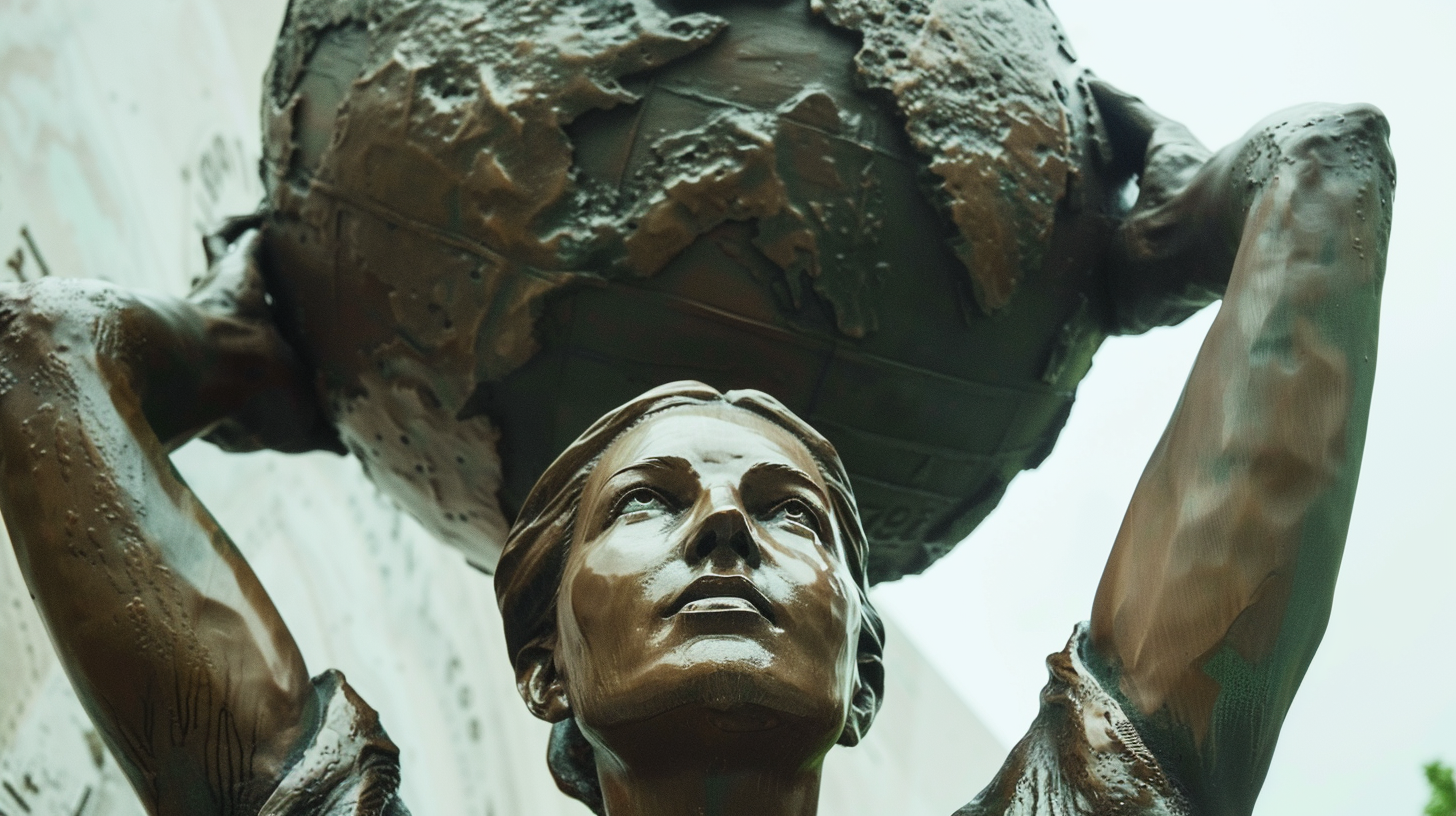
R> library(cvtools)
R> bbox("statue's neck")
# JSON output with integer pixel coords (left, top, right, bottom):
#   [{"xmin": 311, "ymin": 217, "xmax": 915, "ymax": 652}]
[{"xmin": 596, "ymin": 762, "xmax": 823, "ymax": 816}]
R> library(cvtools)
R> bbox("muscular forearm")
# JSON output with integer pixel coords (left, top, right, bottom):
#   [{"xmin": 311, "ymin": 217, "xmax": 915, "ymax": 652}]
[
  {"xmin": 1089, "ymin": 104, "xmax": 1393, "ymax": 814},
  {"xmin": 0, "ymin": 279, "xmax": 314, "ymax": 816}
]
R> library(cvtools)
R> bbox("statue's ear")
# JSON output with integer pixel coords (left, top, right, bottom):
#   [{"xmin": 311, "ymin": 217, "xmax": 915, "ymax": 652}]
[
  {"xmin": 838, "ymin": 643, "xmax": 885, "ymax": 747},
  {"xmin": 515, "ymin": 637, "xmax": 571, "ymax": 723}
]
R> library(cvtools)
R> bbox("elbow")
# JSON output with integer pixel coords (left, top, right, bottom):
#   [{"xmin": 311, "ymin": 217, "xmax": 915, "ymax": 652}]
[
  {"xmin": 1256, "ymin": 103, "xmax": 1397, "ymax": 274},
  {"xmin": 0, "ymin": 280, "xmax": 147, "ymax": 424},
  {"xmin": 1, "ymin": 278, "xmax": 128, "ymax": 361}
]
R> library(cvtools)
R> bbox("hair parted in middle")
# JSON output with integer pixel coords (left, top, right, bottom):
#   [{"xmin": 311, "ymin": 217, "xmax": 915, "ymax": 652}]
[{"xmin": 493, "ymin": 380, "xmax": 886, "ymax": 815}]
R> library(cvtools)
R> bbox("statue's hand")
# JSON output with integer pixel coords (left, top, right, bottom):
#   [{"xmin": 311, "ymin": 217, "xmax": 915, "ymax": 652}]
[
  {"xmin": 183, "ymin": 223, "xmax": 344, "ymax": 455},
  {"xmin": 192, "ymin": 214, "xmax": 274, "ymax": 323},
  {"xmin": 1087, "ymin": 77, "xmax": 1211, "ymax": 212}
]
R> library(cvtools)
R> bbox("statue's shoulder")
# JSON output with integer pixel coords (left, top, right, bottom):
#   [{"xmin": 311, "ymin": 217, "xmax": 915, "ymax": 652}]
[
  {"xmin": 259, "ymin": 670, "xmax": 411, "ymax": 816},
  {"xmin": 956, "ymin": 624, "xmax": 1193, "ymax": 816}
]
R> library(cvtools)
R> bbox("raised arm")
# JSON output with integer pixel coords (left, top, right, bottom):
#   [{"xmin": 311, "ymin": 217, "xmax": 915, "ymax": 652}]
[
  {"xmin": 0, "ymin": 229, "xmax": 329, "ymax": 816},
  {"xmin": 1087, "ymin": 96, "xmax": 1394, "ymax": 815}
]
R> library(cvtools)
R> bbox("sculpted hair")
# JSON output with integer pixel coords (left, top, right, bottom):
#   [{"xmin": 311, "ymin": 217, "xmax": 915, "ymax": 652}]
[{"xmin": 494, "ymin": 381, "xmax": 886, "ymax": 814}]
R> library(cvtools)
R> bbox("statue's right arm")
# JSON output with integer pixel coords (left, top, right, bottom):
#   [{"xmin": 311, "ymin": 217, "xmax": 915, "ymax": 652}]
[
  {"xmin": 1085, "ymin": 88, "xmax": 1394, "ymax": 814},
  {"xmin": 0, "ymin": 231, "xmax": 325, "ymax": 816}
]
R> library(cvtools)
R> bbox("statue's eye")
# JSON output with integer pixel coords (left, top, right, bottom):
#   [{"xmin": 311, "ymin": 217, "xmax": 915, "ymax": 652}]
[
  {"xmin": 773, "ymin": 499, "xmax": 820, "ymax": 534},
  {"xmin": 616, "ymin": 487, "xmax": 667, "ymax": 517}
]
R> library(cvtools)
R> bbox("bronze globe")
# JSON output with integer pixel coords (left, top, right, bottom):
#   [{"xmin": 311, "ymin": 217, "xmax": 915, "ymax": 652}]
[{"xmin": 254, "ymin": 0, "xmax": 1193, "ymax": 580}]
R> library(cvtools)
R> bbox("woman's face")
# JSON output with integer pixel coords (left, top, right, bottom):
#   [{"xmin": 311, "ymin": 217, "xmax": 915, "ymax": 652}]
[{"xmin": 555, "ymin": 404, "xmax": 863, "ymax": 755}]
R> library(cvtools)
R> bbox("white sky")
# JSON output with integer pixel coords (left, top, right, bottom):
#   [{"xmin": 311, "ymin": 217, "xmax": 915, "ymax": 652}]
[{"xmin": 875, "ymin": 1, "xmax": 1456, "ymax": 813}]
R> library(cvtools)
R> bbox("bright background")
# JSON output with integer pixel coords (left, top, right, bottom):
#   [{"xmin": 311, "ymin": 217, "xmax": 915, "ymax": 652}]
[{"xmin": 876, "ymin": 1, "xmax": 1456, "ymax": 813}]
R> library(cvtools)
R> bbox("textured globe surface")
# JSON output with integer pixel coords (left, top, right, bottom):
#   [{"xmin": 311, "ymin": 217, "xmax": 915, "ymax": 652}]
[{"xmin": 256, "ymin": 0, "xmax": 1163, "ymax": 581}]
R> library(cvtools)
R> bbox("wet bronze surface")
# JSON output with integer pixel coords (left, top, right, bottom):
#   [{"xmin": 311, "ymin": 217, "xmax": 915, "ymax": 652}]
[{"xmin": 494, "ymin": 386, "xmax": 882, "ymax": 816}]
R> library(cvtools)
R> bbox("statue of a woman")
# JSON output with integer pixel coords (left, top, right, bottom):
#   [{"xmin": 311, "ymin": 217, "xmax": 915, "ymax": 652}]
[{"xmin": 0, "ymin": 76, "xmax": 1392, "ymax": 810}]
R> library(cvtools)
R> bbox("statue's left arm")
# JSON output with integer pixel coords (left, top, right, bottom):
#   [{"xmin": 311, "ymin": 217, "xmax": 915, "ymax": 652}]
[
  {"xmin": 0, "ymin": 229, "xmax": 332, "ymax": 815},
  {"xmin": 1086, "ymin": 97, "xmax": 1395, "ymax": 815}
]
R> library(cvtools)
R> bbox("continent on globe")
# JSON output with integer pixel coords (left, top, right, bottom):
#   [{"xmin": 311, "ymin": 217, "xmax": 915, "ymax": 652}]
[{"xmin": 246, "ymin": 0, "xmax": 1218, "ymax": 581}]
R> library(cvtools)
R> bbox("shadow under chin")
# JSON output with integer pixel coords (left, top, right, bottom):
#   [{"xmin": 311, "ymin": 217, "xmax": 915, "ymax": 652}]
[
  {"xmin": 578, "ymin": 663, "xmax": 842, "ymax": 733},
  {"xmin": 706, "ymin": 706, "xmax": 780, "ymax": 733}
]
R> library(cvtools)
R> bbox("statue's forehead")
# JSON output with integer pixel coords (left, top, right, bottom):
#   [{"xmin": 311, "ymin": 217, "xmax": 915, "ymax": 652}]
[{"xmin": 594, "ymin": 406, "xmax": 825, "ymax": 489}]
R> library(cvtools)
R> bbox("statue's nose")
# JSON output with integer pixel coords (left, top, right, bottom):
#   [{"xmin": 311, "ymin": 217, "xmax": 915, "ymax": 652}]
[{"xmin": 687, "ymin": 503, "xmax": 761, "ymax": 569}]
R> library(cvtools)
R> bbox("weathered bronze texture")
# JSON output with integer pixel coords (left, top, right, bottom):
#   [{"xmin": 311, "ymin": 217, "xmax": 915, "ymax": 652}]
[
  {"xmin": 253, "ymin": 0, "xmax": 1230, "ymax": 581},
  {"xmin": 0, "ymin": 0, "xmax": 1393, "ymax": 814}
]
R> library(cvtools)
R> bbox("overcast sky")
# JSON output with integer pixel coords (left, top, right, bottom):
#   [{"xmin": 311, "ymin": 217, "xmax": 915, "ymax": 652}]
[{"xmin": 875, "ymin": 1, "xmax": 1456, "ymax": 813}]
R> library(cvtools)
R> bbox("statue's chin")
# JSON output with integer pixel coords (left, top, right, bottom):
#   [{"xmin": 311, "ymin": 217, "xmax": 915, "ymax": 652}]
[
  {"xmin": 577, "ymin": 673, "xmax": 845, "ymax": 775},
  {"xmin": 576, "ymin": 660, "xmax": 840, "ymax": 736}
]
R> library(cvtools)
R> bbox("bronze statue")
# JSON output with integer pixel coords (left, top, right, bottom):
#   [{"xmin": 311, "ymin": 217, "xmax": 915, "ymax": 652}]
[
  {"xmin": 0, "ymin": 0, "xmax": 1393, "ymax": 813},
  {"xmin": 0, "ymin": 122, "xmax": 1391, "ymax": 806}
]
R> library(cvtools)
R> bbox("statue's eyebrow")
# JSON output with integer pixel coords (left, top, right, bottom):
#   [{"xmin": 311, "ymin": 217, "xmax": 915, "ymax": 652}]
[
  {"xmin": 742, "ymin": 461, "xmax": 827, "ymax": 504},
  {"xmin": 608, "ymin": 455, "xmax": 698, "ymax": 483}
]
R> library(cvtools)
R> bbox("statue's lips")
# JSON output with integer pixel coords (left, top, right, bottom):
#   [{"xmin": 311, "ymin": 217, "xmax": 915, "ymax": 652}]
[{"xmin": 666, "ymin": 575, "xmax": 775, "ymax": 624}]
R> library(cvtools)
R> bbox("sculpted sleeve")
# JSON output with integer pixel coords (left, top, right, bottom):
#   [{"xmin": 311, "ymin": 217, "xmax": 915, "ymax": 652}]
[
  {"xmin": 259, "ymin": 672, "xmax": 411, "ymax": 816},
  {"xmin": 957, "ymin": 624, "xmax": 1191, "ymax": 816}
]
